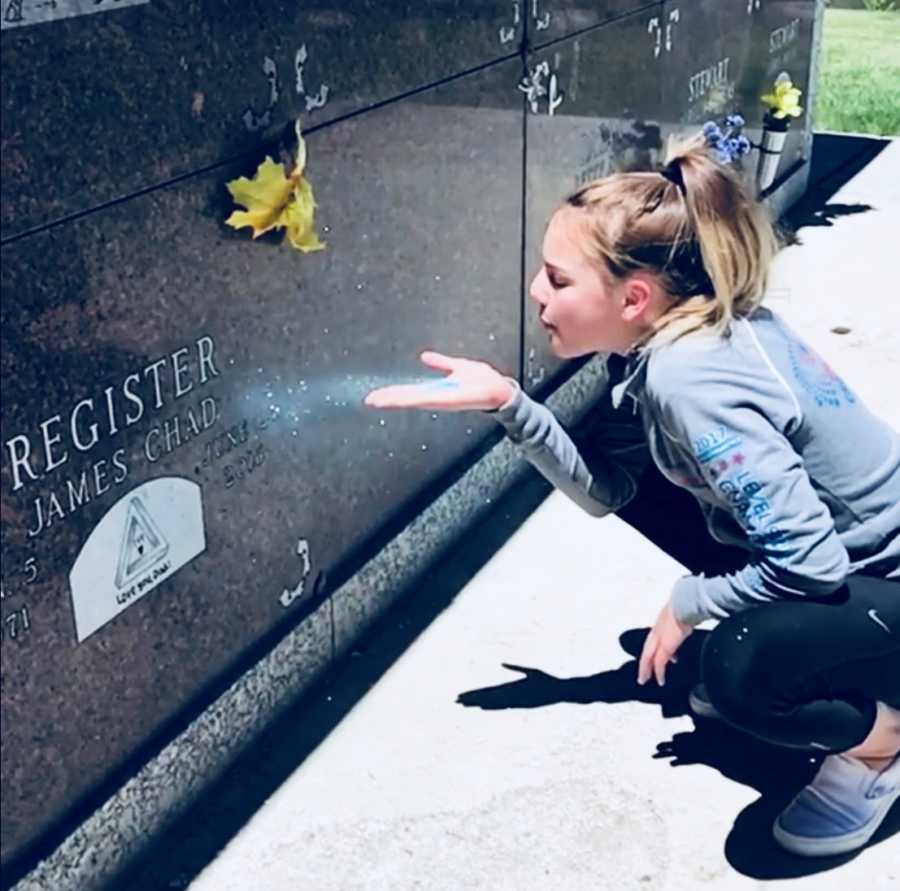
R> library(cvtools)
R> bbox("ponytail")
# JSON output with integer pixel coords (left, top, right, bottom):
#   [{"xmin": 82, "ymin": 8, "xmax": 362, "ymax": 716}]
[{"xmin": 564, "ymin": 134, "xmax": 780, "ymax": 346}]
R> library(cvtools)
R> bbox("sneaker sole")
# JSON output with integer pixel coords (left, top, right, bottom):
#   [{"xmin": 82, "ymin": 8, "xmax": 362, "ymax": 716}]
[
  {"xmin": 688, "ymin": 688, "xmax": 722, "ymax": 721},
  {"xmin": 772, "ymin": 786, "xmax": 900, "ymax": 857}
]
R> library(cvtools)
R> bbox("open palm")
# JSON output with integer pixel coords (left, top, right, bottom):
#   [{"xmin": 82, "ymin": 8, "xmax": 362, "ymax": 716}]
[{"xmin": 364, "ymin": 351, "xmax": 514, "ymax": 413}]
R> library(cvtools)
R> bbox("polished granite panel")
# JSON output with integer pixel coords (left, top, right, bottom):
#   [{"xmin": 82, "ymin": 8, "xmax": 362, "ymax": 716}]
[
  {"xmin": 8, "ymin": 595, "xmax": 334, "ymax": 891},
  {"xmin": 0, "ymin": 0, "xmax": 523, "ymax": 239},
  {"xmin": 524, "ymin": 0, "xmax": 656, "ymax": 48},
  {"xmin": 0, "ymin": 56, "xmax": 523, "ymax": 869},
  {"xmin": 742, "ymin": 0, "xmax": 816, "ymax": 189},
  {"xmin": 651, "ymin": 0, "xmax": 753, "ymax": 196},
  {"xmin": 660, "ymin": 0, "xmax": 814, "ymax": 195},
  {"xmin": 659, "ymin": 0, "xmax": 752, "ymax": 126},
  {"xmin": 523, "ymin": 10, "xmax": 664, "ymax": 393},
  {"xmin": 330, "ymin": 353, "xmax": 611, "ymax": 657}
]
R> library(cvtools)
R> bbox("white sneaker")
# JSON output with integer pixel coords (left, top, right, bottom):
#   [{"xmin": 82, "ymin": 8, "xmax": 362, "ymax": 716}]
[
  {"xmin": 773, "ymin": 753, "xmax": 900, "ymax": 856},
  {"xmin": 688, "ymin": 683, "xmax": 722, "ymax": 720}
]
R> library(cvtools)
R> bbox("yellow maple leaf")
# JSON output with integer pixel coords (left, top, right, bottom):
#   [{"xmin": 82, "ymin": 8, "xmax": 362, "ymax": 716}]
[
  {"xmin": 226, "ymin": 157, "xmax": 296, "ymax": 238},
  {"xmin": 284, "ymin": 178, "xmax": 325, "ymax": 252},
  {"xmin": 225, "ymin": 120, "xmax": 325, "ymax": 252}
]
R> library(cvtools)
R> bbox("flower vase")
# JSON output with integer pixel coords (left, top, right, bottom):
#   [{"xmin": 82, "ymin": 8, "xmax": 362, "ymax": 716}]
[{"xmin": 756, "ymin": 121, "xmax": 788, "ymax": 194}]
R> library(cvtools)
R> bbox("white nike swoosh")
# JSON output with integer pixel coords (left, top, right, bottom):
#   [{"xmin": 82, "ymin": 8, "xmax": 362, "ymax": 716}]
[{"xmin": 868, "ymin": 609, "xmax": 891, "ymax": 634}]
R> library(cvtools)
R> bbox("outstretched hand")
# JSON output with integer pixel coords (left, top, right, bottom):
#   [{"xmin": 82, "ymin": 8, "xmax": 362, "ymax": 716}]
[{"xmin": 364, "ymin": 351, "xmax": 515, "ymax": 413}]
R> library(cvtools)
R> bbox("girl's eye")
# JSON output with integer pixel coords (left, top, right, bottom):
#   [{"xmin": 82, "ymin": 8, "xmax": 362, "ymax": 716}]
[{"xmin": 547, "ymin": 271, "xmax": 566, "ymax": 289}]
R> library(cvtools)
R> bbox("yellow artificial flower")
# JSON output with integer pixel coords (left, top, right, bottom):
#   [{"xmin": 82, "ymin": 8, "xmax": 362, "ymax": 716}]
[
  {"xmin": 761, "ymin": 77, "xmax": 803, "ymax": 120},
  {"xmin": 225, "ymin": 119, "xmax": 325, "ymax": 253}
]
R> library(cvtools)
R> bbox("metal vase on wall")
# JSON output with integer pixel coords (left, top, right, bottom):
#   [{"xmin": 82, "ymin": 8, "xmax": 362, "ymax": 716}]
[{"xmin": 756, "ymin": 118, "xmax": 788, "ymax": 193}]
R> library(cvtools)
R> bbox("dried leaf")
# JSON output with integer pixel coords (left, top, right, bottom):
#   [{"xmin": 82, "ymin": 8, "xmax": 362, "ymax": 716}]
[
  {"xmin": 284, "ymin": 178, "xmax": 325, "ymax": 252},
  {"xmin": 225, "ymin": 119, "xmax": 325, "ymax": 252}
]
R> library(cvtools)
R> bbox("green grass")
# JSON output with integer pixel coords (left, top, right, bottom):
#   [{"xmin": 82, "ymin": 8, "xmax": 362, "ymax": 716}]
[{"xmin": 815, "ymin": 10, "xmax": 900, "ymax": 136}]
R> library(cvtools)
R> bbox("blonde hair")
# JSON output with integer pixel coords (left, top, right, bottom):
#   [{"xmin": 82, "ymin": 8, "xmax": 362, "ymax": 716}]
[{"xmin": 564, "ymin": 136, "xmax": 779, "ymax": 346}]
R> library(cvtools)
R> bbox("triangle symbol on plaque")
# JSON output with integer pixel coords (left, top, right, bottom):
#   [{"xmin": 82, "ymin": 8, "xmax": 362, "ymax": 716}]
[
  {"xmin": 5, "ymin": 2, "xmax": 25, "ymax": 25},
  {"xmin": 114, "ymin": 496, "xmax": 170, "ymax": 589}
]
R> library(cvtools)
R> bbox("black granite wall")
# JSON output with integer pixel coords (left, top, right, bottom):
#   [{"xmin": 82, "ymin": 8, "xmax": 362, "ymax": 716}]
[{"xmin": 0, "ymin": 0, "xmax": 817, "ymax": 879}]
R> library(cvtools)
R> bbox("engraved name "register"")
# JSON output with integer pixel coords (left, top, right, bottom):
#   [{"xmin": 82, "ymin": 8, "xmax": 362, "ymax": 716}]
[{"xmin": 4, "ymin": 335, "xmax": 220, "ymax": 493}]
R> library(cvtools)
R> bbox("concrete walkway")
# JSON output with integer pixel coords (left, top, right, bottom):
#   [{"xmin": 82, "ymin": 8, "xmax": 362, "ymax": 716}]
[{"xmin": 133, "ymin": 136, "xmax": 900, "ymax": 891}]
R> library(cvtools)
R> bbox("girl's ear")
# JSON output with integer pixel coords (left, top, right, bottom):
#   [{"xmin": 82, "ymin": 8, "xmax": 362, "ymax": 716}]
[{"xmin": 621, "ymin": 276, "xmax": 653, "ymax": 323}]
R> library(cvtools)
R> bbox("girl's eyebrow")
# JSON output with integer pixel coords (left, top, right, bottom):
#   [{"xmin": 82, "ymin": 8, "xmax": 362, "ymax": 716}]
[{"xmin": 545, "ymin": 261, "xmax": 571, "ymax": 278}]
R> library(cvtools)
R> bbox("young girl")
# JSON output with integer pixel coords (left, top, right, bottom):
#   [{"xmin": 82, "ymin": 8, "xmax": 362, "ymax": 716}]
[{"xmin": 364, "ymin": 141, "xmax": 900, "ymax": 857}]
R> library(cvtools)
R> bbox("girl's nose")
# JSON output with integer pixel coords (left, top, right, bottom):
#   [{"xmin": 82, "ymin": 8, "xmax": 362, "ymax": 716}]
[{"xmin": 529, "ymin": 269, "xmax": 548, "ymax": 307}]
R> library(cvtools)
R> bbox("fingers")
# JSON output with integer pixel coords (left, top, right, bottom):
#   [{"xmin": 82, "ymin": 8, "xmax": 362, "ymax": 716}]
[
  {"xmin": 638, "ymin": 632, "xmax": 675, "ymax": 687},
  {"xmin": 654, "ymin": 646, "xmax": 669, "ymax": 687},
  {"xmin": 419, "ymin": 351, "xmax": 462, "ymax": 372},
  {"xmin": 364, "ymin": 385, "xmax": 430, "ymax": 408},
  {"xmin": 364, "ymin": 383, "xmax": 457, "ymax": 409},
  {"xmin": 638, "ymin": 633, "xmax": 655, "ymax": 686}
]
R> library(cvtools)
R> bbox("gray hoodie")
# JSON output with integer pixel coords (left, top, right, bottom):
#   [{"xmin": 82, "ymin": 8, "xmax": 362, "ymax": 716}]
[{"xmin": 490, "ymin": 308, "xmax": 900, "ymax": 626}]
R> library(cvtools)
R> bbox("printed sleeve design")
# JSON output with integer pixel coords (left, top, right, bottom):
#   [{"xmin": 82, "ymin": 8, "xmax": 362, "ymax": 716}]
[
  {"xmin": 659, "ymin": 395, "xmax": 850, "ymax": 625},
  {"xmin": 487, "ymin": 380, "xmax": 647, "ymax": 517}
]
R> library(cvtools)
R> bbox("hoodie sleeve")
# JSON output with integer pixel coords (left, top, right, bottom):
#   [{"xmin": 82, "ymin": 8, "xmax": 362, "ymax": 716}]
[
  {"xmin": 485, "ymin": 378, "xmax": 648, "ymax": 517},
  {"xmin": 653, "ymin": 385, "xmax": 850, "ymax": 626}
]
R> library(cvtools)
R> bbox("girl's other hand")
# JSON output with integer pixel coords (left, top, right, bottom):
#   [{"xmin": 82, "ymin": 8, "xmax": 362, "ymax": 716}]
[
  {"xmin": 638, "ymin": 599, "xmax": 693, "ymax": 687},
  {"xmin": 364, "ymin": 351, "xmax": 515, "ymax": 413}
]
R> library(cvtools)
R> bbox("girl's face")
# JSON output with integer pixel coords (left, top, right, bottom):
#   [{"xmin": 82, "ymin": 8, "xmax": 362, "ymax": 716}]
[{"xmin": 529, "ymin": 208, "xmax": 647, "ymax": 357}]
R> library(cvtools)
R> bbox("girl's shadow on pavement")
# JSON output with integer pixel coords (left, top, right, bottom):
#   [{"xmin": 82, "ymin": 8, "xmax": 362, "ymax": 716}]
[{"xmin": 455, "ymin": 627, "xmax": 900, "ymax": 880}]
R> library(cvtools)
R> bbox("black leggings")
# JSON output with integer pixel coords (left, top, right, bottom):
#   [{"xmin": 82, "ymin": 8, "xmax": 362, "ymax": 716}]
[
  {"xmin": 701, "ymin": 575, "xmax": 900, "ymax": 753},
  {"xmin": 612, "ymin": 456, "xmax": 900, "ymax": 753}
]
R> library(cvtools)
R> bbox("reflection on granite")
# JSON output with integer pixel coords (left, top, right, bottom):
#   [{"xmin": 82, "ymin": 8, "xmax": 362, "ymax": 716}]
[
  {"xmin": 660, "ymin": 0, "xmax": 752, "ymax": 128},
  {"xmin": 661, "ymin": 0, "xmax": 815, "ymax": 195},
  {"xmin": 0, "ymin": 56, "xmax": 523, "ymax": 869},
  {"xmin": 330, "ymin": 354, "xmax": 611, "ymax": 657},
  {"xmin": 741, "ymin": 0, "xmax": 817, "ymax": 189},
  {"xmin": 525, "ymin": 0, "xmax": 657, "ymax": 49},
  {"xmin": 9, "ymin": 355, "xmax": 611, "ymax": 891},
  {"xmin": 524, "ymin": 11, "xmax": 664, "ymax": 394},
  {"xmin": 0, "ymin": 0, "xmax": 523, "ymax": 238},
  {"xmin": 10, "ymin": 597, "xmax": 333, "ymax": 891}
]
